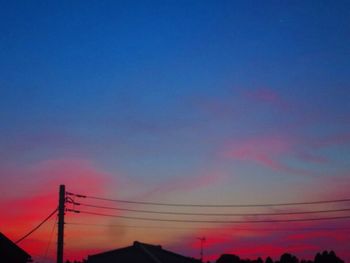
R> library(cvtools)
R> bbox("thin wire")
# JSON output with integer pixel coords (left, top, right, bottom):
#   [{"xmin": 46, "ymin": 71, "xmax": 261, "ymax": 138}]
[
  {"xmin": 66, "ymin": 222, "xmax": 212, "ymax": 230},
  {"xmin": 67, "ymin": 209, "xmax": 350, "ymax": 224},
  {"xmin": 66, "ymin": 222, "xmax": 350, "ymax": 232},
  {"xmin": 43, "ymin": 215, "xmax": 58, "ymax": 261},
  {"xmin": 16, "ymin": 208, "xmax": 58, "ymax": 244},
  {"xmin": 66, "ymin": 192, "xmax": 350, "ymax": 208},
  {"xmin": 75, "ymin": 202, "xmax": 350, "ymax": 217}
]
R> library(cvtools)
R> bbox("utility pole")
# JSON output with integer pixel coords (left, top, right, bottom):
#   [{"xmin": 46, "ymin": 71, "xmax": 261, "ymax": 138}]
[
  {"xmin": 57, "ymin": 184, "xmax": 65, "ymax": 263},
  {"xmin": 197, "ymin": 237, "xmax": 206, "ymax": 262}
]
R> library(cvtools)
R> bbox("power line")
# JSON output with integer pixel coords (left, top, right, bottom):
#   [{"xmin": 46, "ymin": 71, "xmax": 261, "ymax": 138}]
[
  {"xmin": 66, "ymin": 192, "xmax": 350, "ymax": 208},
  {"xmin": 70, "ymin": 201, "xmax": 350, "ymax": 217},
  {"xmin": 66, "ymin": 222, "xmax": 350, "ymax": 231},
  {"xmin": 42, "ymin": 215, "xmax": 58, "ymax": 262},
  {"xmin": 66, "ymin": 222, "xmax": 210, "ymax": 230},
  {"xmin": 16, "ymin": 208, "xmax": 58, "ymax": 244},
  {"xmin": 66, "ymin": 209, "xmax": 350, "ymax": 224}
]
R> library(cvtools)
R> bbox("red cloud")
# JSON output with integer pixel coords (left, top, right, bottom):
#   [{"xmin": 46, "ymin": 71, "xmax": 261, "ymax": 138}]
[
  {"xmin": 176, "ymin": 219, "xmax": 350, "ymax": 262},
  {"xmin": 0, "ymin": 159, "xmax": 115, "ymax": 262},
  {"xmin": 226, "ymin": 243, "xmax": 319, "ymax": 260},
  {"xmin": 287, "ymin": 230, "xmax": 348, "ymax": 243}
]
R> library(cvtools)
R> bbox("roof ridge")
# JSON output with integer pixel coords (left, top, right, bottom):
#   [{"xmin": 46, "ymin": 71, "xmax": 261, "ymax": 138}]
[
  {"xmin": 0, "ymin": 232, "xmax": 31, "ymax": 258},
  {"xmin": 138, "ymin": 242, "xmax": 163, "ymax": 263}
]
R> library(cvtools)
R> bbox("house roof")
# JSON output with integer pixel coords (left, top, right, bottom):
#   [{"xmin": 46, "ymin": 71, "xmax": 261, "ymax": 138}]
[
  {"xmin": 88, "ymin": 241, "xmax": 201, "ymax": 263},
  {"xmin": 0, "ymin": 232, "xmax": 31, "ymax": 261}
]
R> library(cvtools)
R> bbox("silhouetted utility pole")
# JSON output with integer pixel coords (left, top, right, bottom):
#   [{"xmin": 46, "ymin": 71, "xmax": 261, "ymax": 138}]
[
  {"xmin": 197, "ymin": 237, "xmax": 206, "ymax": 262},
  {"xmin": 57, "ymin": 184, "xmax": 65, "ymax": 263}
]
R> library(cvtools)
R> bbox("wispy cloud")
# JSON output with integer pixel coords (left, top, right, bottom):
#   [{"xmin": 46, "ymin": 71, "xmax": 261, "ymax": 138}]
[
  {"xmin": 222, "ymin": 135, "xmax": 315, "ymax": 175},
  {"xmin": 220, "ymin": 130, "xmax": 350, "ymax": 175},
  {"xmin": 309, "ymin": 132, "xmax": 350, "ymax": 148},
  {"xmin": 243, "ymin": 88, "xmax": 290, "ymax": 110},
  {"xmin": 125, "ymin": 170, "xmax": 229, "ymax": 202}
]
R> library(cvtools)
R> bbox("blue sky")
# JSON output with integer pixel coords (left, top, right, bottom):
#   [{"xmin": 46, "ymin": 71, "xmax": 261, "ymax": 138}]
[{"xmin": 1, "ymin": 1, "xmax": 350, "ymax": 262}]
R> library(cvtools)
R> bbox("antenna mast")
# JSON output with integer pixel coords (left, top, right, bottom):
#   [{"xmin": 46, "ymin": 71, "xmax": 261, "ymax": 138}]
[{"xmin": 197, "ymin": 237, "xmax": 206, "ymax": 262}]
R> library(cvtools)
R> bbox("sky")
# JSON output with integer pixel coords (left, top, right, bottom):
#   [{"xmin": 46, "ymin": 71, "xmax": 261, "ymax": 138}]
[{"xmin": 1, "ymin": 0, "xmax": 350, "ymax": 262}]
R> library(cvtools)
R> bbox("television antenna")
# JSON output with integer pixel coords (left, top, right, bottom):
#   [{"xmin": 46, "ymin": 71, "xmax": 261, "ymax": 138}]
[{"xmin": 197, "ymin": 237, "xmax": 206, "ymax": 262}]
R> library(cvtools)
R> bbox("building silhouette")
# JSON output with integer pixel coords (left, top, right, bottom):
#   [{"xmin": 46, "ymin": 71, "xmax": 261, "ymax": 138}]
[
  {"xmin": 87, "ymin": 241, "xmax": 201, "ymax": 263},
  {"xmin": 0, "ymin": 232, "xmax": 32, "ymax": 263}
]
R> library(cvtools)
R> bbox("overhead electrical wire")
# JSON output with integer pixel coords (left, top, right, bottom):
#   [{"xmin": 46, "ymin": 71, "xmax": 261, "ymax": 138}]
[
  {"xmin": 42, "ymin": 215, "xmax": 58, "ymax": 261},
  {"xmin": 65, "ymin": 191, "xmax": 350, "ymax": 238},
  {"xmin": 70, "ymin": 201, "xmax": 350, "ymax": 217},
  {"xmin": 66, "ymin": 192, "xmax": 350, "ymax": 208},
  {"xmin": 65, "ymin": 191, "xmax": 350, "ymax": 227},
  {"xmin": 16, "ymin": 208, "xmax": 58, "ymax": 244},
  {"xmin": 66, "ymin": 209, "xmax": 350, "ymax": 224},
  {"xmin": 66, "ymin": 222, "xmax": 350, "ymax": 232}
]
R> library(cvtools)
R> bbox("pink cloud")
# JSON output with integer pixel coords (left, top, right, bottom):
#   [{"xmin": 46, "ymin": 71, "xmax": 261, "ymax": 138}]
[
  {"xmin": 221, "ymin": 131, "xmax": 349, "ymax": 175},
  {"xmin": 246, "ymin": 88, "xmax": 279, "ymax": 102},
  {"xmin": 222, "ymin": 135, "xmax": 314, "ymax": 175},
  {"xmin": 131, "ymin": 170, "xmax": 229, "ymax": 202},
  {"xmin": 0, "ymin": 159, "xmax": 116, "ymax": 261},
  {"xmin": 0, "ymin": 159, "xmax": 113, "ymax": 204},
  {"xmin": 192, "ymin": 96, "xmax": 236, "ymax": 117},
  {"xmin": 301, "ymin": 171, "xmax": 350, "ymax": 202},
  {"xmin": 310, "ymin": 132, "xmax": 350, "ymax": 148},
  {"xmin": 158, "ymin": 171, "xmax": 228, "ymax": 193},
  {"xmin": 244, "ymin": 88, "xmax": 290, "ymax": 110},
  {"xmin": 294, "ymin": 151, "xmax": 330, "ymax": 164}
]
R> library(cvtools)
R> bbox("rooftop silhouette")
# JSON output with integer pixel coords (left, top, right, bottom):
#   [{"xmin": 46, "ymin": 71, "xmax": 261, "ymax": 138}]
[
  {"xmin": 0, "ymin": 232, "xmax": 32, "ymax": 263},
  {"xmin": 87, "ymin": 241, "xmax": 201, "ymax": 263}
]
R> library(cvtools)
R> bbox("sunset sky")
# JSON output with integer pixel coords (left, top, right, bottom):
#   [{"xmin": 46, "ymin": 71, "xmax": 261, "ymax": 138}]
[{"xmin": 1, "ymin": 1, "xmax": 350, "ymax": 263}]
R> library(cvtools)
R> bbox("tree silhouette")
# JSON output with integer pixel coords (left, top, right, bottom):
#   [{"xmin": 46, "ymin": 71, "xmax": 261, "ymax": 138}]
[
  {"xmin": 215, "ymin": 250, "xmax": 344, "ymax": 263},
  {"xmin": 280, "ymin": 253, "xmax": 298, "ymax": 263},
  {"xmin": 314, "ymin": 250, "xmax": 344, "ymax": 263},
  {"xmin": 217, "ymin": 254, "xmax": 241, "ymax": 263}
]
